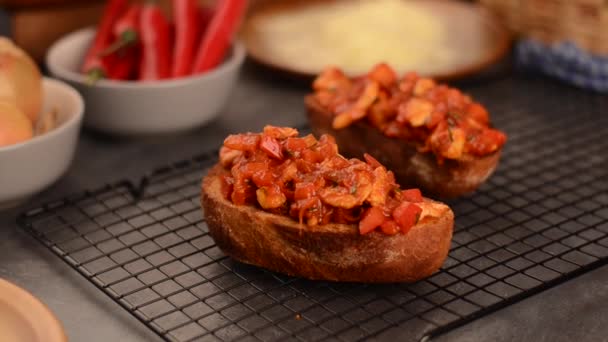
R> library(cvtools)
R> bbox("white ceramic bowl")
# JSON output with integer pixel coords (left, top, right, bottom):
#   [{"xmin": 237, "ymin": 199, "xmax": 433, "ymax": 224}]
[
  {"xmin": 46, "ymin": 28, "xmax": 246, "ymax": 135},
  {"xmin": 0, "ymin": 77, "xmax": 84, "ymax": 209}
]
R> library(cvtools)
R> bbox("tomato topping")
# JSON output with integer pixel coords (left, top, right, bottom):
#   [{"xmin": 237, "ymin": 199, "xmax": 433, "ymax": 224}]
[
  {"xmin": 401, "ymin": 189, "xmax": 423, "ymax": 203},
  {"xmin": 263, "ymin": 126, "xmax": 298, "ymax": 139},
  {"xmin": 363, "ymin": 153, "xmax": 382, "ymax": 168},
  {"xmin": 256, "ymin": 185, "xmax": 286, "ymax": 209},
  {"xmin": 393, "ymin": 203, "xmax": 422, "ymax": 234},
  {"xmin": 224, "ymin": 133, "xmax": 260, "ymax": 151},
  {"xmin": 367, "ymin": 63, "xmax": 397, "ymax": 88},
  {"xmin": 359, "ymin": 207, "xmax": 387, "ymax": 234},
  {"xmin": 220, "ymin": 125, "xmax": 429, "ymax": 235},
  {"xmin": 380, "ymin": 220, "xmax": 400, "ymax": 235},
  {"xmin": 219, "ymin": 175, "xmax": 233, "ymax": 200},
  {"xmin": 294, "ymin": 182, "xmax": 316, "ymax": 200},
  {"xmin": 284, "ymin": 137, "xmax": 311, "ymax": 156},
  {"xmin": 260, "ymin": 135, "xmax": 283, "ymax": 160},
  {"xmin": 313, "ymin": 64, "xmax": 507, "ymax": 160}
]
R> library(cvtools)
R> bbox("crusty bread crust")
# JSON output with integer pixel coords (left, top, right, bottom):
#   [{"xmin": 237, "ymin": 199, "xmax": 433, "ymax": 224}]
[
  {"xmin": 305, "ymin": 95, "xmax": 502, "ymax": 198},
  {"xmin": 201, "ymin": 164, "xmax": 454, "ymax": 283}
]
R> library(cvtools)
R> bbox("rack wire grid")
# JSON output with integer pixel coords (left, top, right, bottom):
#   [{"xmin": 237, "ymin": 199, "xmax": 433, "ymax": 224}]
[{"xmin": 18, "ymin": 77, "xmax": 608, "ymax": 342}]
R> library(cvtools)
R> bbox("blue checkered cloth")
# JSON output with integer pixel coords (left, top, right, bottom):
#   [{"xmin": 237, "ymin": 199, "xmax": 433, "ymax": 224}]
[{"xmin": 516, "ymin": 39, "xmax": 608, "ymax": 93}]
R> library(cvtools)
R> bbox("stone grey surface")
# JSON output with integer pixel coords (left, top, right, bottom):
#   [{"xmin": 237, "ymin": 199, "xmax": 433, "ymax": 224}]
[{"xmin": 1, "ymin": 65, "xmax": 607, "ymax": 342}]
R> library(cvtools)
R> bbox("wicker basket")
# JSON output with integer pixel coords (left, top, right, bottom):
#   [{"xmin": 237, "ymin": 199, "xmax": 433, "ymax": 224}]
[{"xmin": 480, "ymin": 0, "xmax": 608, "ymax": 56}]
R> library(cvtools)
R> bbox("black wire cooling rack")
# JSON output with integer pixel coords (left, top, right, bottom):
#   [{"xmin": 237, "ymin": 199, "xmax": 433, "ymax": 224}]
[{"xmin": 18, "ymin": 80, "xmax": 608, "ymax": 342}]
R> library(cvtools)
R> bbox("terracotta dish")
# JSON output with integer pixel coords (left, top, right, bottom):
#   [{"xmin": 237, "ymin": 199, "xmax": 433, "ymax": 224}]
[
  {"xmin": 0, "ymin": 279, "xmax": 67, "ymax": 342},
  {"xmin": 242, "ymin": 0, "xmax": 511, "ymax": 81}
]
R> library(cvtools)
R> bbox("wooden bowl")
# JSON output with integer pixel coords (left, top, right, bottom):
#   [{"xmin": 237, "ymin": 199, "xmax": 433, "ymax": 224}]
[
  {"xmin": 0, "ymin": 279, "xmax": 67, "ymax": 342},
  {"xmin": 242, "ymin": 0, "xmax": 512, "ymax": 81}
]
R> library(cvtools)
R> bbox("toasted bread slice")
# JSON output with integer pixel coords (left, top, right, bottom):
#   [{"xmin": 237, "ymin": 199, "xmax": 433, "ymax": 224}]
[
  {"xmin": 306, "ymin": 95, "xmax": 501, "ymax": 198},
  {"xmin": 201, "ymin": 165, "xmax": 454, "ymax": 283}
]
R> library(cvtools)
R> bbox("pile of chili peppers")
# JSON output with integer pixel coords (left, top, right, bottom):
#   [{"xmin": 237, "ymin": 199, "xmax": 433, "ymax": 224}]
[{"xmin": 80, "ymin": 0, "xmax": 247, "ymax": 82}]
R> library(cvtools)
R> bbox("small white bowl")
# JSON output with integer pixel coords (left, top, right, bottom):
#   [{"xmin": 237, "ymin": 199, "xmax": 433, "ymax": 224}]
[
  {"xmin": 46, "ymin": 28, "xmax": 246, "ymax": 135},
  {"xmin": 0, "ymin": 77, "xmax": 84, "ymax": 209}
]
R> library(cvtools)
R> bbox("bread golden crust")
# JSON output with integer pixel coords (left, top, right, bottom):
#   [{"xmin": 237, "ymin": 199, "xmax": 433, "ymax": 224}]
[
  {"xmin": 305, "ymin": 95, "xmax": 501, "ymax": 198},
  {"xmin": 201, "ymin": 164, "xmax": 454, "ymax": 283}
]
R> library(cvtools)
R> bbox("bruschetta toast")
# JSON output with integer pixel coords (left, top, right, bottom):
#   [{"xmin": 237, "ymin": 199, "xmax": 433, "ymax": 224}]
[
  {"xmin": 201, "ymin": 126, "xmax": 454, "ymax": 283},
  {"xmin": 306, "ymin": 64, "xmax": 507, "ymax": 198}
]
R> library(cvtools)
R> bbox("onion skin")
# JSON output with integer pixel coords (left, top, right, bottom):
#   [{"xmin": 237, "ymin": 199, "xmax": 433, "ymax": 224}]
[
  {"xmin": 0, "ymin": 37, "xmax": 42, "ymax": 124},
  {"xmin": 0, "ymin": 100, "xmax": 33, "ymax": 147}
]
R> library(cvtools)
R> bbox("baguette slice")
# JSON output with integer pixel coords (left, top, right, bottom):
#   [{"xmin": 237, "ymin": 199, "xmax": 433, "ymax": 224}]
[
  {"xmin": 306, "ymin": 95, "xmax": 502, "ymax": 198},
  {"xmin": 201, "ymin": 165, "xmax": 454, "ymax": 283}
]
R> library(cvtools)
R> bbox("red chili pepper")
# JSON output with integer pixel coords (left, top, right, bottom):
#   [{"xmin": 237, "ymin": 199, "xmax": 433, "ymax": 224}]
[
  {"xmin": 108, "ymin": 47, "xmax": 139, "ymax": 81},
  {"xmin": 139, "ymin": 3, "xmax": 172, "ymax": 81},
  {"xmin": 80, "ymin": 0, "xmax": 128, "ymax": 82},
  {"xmin": 100, "ymin": 4, "xmax": 142, "ymax": 57},
  {"xmin": 192, "ymin": 0, "xmax": 247, "ymax": 74},
  {"xmin": 171, "ymin": 0, "xmax": 201, "ymax": 78}
]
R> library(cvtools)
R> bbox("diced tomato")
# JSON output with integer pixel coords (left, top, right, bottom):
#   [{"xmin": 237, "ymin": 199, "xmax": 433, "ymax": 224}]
[
  {"xmin": 296, "ymin": 159, "xmax": 316, "ymax": 174},
  {"xmin": 294, "ymin": 182, "xmax": 316, "ymax": 200},
  {"xmin": 263, "ymin": 126, "xmax": 298, "ymax": 139},
  {"xmin": 393, "ymin": 202, "xmax": 422, "ymax": 234},
  {"xmin": 219, "ymin": 175, "xmax": 234, "ymax": 200},
  {"xmin": 231, "ymin": 179, "xmax": 253, "ymax": 205},
  {"xmin": 466, "ymin": 103, "xmax": 489, "ymax": 125},
  {"xmin": 224, "ymin": 133, "xmax": 260, "ymax": 151},
  {"xmin": 240, "ymin": 162, "xmax": 266, "ymax": 177},
  {"xmin": 359, "ymin": 207, "xmax": 386, "ymax": 234},
  {"xmin": 446, "ymin": 88, "xmax": 466, "ymax": 110},
  {"xmin": 260, "ymin": 135, "xmax": 283, "ymax": 160},
  {"xmin": 363, "ymin": 153, "xmax": 383, "ymax": 168},
  {"xmin": 277, "ymin": 161, "xmax": 298, "ymax": 184},
  {"xmin": 313, "ymin": 66, "xmax": 351, "ymax": 92},
  {"xmin": 367, "ymin": 63, "xmax": 397, "ymax": 88},
  {"xmin": 399, "ymin": 72, "xmax": 419, "ymax": 94},
  {"xmin": 380, "ymin": 220, "xmax": 400, "ymax": 235},
  {"xmin": 401, "ymin": 189, "xmax": 423, "ymax": 203},
  {"xmin": 284, "ymin": 137, "xmax": 308, "ymax": 155},
  {"xmin": 251, "ymin": 169, "xmax": 274, "ymax": 187},
  {"xmin": 426, "ymin": 103, "xmax": 447, "ymax": 129},
  {"xmin": 413, "ymin": 78, "xmax": 436, "ymax": 96},
  {"xmin": 315, "ymin": 90, "xmax": 335, "ymax": 107},
  {"xmin": 323, "ymin": 155, "xmax": 350, "ymax": 170},
  {"xmin": 467, "ymin": 128, "xmax": 507, "ymax": 156},
  {"xmin": 302, "ymin": 149, "xmax": 322, "ymax": 163},
  {"xmin": 317, "ymin": 134, "xmax": 338, "ymax": 159}
]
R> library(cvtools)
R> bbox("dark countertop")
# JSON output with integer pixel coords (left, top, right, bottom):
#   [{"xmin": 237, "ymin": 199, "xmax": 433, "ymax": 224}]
[{"xmin": 1, "ymin": 65, "xmax": 607, "ymax": 342}]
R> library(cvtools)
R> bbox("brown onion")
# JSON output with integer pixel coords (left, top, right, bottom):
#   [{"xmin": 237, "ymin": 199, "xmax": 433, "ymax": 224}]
[
  {"xmin": 0, "ymin": 100, "xmax": 33, "ymax": 147},
  {"xmin": 0, "ymin": 37, "xmax": 42, "ymax": 124}
]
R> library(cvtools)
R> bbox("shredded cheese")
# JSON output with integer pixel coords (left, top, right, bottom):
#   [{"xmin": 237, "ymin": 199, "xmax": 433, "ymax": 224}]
[{"xmin": 254, "ymin": 0, "xmax": 454, "ymax": 75}]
